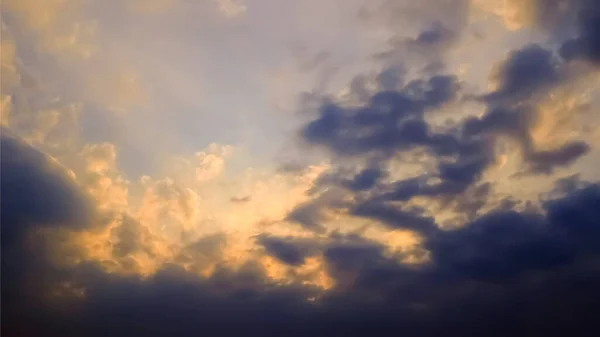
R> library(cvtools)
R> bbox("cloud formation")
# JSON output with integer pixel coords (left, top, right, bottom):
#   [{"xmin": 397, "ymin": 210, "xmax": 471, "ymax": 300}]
[
  {"xmin": 3, "ymin": 131, "xmax": 600, "ymax": 336},
  {"xmin": 2, "ymin": 0, "xmax": 600, "ymax": 336}
]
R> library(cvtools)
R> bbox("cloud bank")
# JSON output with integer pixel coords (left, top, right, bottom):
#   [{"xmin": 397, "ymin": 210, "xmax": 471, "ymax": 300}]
[{"xmin": 2, "ymin": 0, "xmax": 600, "ymax": 336}]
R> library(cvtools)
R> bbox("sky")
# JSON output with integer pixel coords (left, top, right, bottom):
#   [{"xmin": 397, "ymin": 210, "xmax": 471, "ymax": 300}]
[{"xmin": 1, "ymin": 0, "xmax": 600, "ymax": 336}]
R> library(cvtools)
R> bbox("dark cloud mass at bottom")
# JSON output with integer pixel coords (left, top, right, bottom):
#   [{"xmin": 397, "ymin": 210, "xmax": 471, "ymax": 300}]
[{"xmin": 2, "ymin": 132, "xmax": 600, "ymax": 337}]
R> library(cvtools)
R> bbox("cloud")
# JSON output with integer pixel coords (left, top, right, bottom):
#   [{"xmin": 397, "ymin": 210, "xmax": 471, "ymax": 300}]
[
  {"xmin": 469, "ymin": 0, "xmax": 537, "ymax": 30},
  {"xmin": 194, "ymin": 144, "xmax": 234, "ymax": 182},
  {"xmin": 4, "ymin": 160, "xmax": 600, "ymax": 336},
  {"xmin": 485, "ymin": 44, "xmax": 562, "ymax": 103},
  {"xmin": 346, "ymin": 167, "xmax": 385, "ymax": 191},
  {"xmin": 0, "ymin": 133, "xmax": 98, "ymax": 330},
  {"xmin": 257, "ymin": 235, "xmax": 319, "ymax": 266},
  {"xmin": 292, "ymin": 11, "xmax": 597, "ymax": 247},
  {"xmin": 230, "ymin": 195, "xmax": 251, "ymax": 203},
  {"xmin": 475, "ymin": 43, "xmax": 595, "ymax": 174},
  {"xmin": 2, "ymin": 0, "xmax": 96, "ymax": 59},
  {"xmin": 298, "ymin": 67, "xmax": 499, "ymax": 225},
  {"xmin": 474, "ymin": 0, "xmax": 600, "ymax": 67},
  {"xmin": 137, "ymin": 177, "xmax": 199, "ymax": 235},
  {"xmin": 559, "ymin": 0, "xmax": 600, "ymax": 64},
  {"xmin": 2, "ymin": 0, "xmax": 600, "ymax": 336},
  {"xmin": 79, "ymin": 142, "xmax": 129, "ymax": 211},
  {"xmin": 0, "ymin": 132, "xmax": 331, "ymax": 284},
  {"xmin": 301, "ymin": 75, "xmax": 462, "ymax": 157},
  {"xmin": 470, "ymin": 0, "xmax": 577, "ymax": 32},
  {"xmin": 285, "ymin": 188, "xmax": 347, "ymax": 232},
  {"xmin": 0, "ymin": 133, "xmax": 95, "ymax": 237}
]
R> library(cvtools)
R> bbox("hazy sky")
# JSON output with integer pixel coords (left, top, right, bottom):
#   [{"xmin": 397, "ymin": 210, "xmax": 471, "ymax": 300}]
[{"xmin": 2, "ymin": 1, "xmax": 600, "ymax": 336}]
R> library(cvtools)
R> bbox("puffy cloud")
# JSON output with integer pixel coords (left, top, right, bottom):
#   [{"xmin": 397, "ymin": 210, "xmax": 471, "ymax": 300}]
[
  {"xmin": 195, "ymin": 144, "xmax": 234, "ymax": 182},
  {"xmin": 79, "ymin": 143, "xmax": 129, "ymax": 211},
  {"xmin": 137, "ymin": 177, "xmax": 199, "ymax": 237},
  {"xmin": 3, "ymin": 135, "xmax": 333, "ymax": 286}
]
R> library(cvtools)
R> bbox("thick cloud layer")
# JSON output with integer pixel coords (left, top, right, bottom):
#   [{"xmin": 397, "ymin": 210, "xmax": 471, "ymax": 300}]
[
  {"xmin": 2, "ymin": 0, "xmax": 600, "ymax": 336},
  {"xmin": 3, "ymin": 130, "xmax": 600, "ymax": 336}
]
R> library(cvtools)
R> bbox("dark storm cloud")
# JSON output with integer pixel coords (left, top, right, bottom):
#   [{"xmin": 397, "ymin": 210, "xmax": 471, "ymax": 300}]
[
  {"xmin": 444, "ymin": 182, "xmax": 599, "ymax": 274},
  {"xmin": 284, "ymin": 189, "xmax": 349, "ymax": 231},
  {"xmin": 1, "ymin": 132, "xmax": 96, "ymax": 336},
  {"xmin": 412, "ymin": 24, "xmax": 453, "ymax": 47},
  {"xmin": 528, "ymin": 141, "xmax": 591, "ymax": 173},
  {"xmin": 513, "ymin": 0, "xmax": 600, "ymax": 66},
  {"xmin": 376, "ymin": 65, "xmax": 404, "ymax": 90},
  {"xmin": 320, "ymin": 183, "xmax": 600, "ymax": 336},
  {"xmin": 316, "ymin": 166, "xmax": 387, "ymax": 193},
  {"xmin": 296, "ymin": 67, "xmax": 504, "ymax": 232},
  {"xmin": 90, "ymin": 183, "xmax": 600, "ymax": 336},
  {"xmin": 346, "ymin": 167, "xmax": 384, "ymax": 191},
  {"xmin": 558, "ymin": 0, "xmax": 600, "ymax": 64},
  {"xmin": 299, "ymin": 69, "xmax": 495, "ymax": 204},
  {"xmin": 256, "ymin": 235, "xmax": 320, "ymax": 266},
  {"xmin": 301, "ymin": 75, "xmax": 462, "ymax": 157},
  {"xmin": 425, "ymin": 184, "xmax": 600, "ymax": 287},
  {"xmin": 485, "ymin": 44, "xmax": 562, "ymax": 103},
  {"xmin": 285, "ymin": 201, "xmax": 327, "ymax": 230},
  {"xmin": 298, "ymin": 69, "xmax": 495, "ymax": 229},
  {"xmin": 351, "ymin": 199, "xmax": 438, "ymax": 235},
  {"xmin": 293, "ymin": 20, "xmax": 593, "ymax": 268},
  {"xmin": 0, "ymin": 133, "xmax": 95, "ymax": 239},
  {"xmin": 290, "ymin": 29, "xmax": 594, "ymax": 291},
  {"xmin": 463, "ymin": 106, "xmax": 532, "ymax": 138}
]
